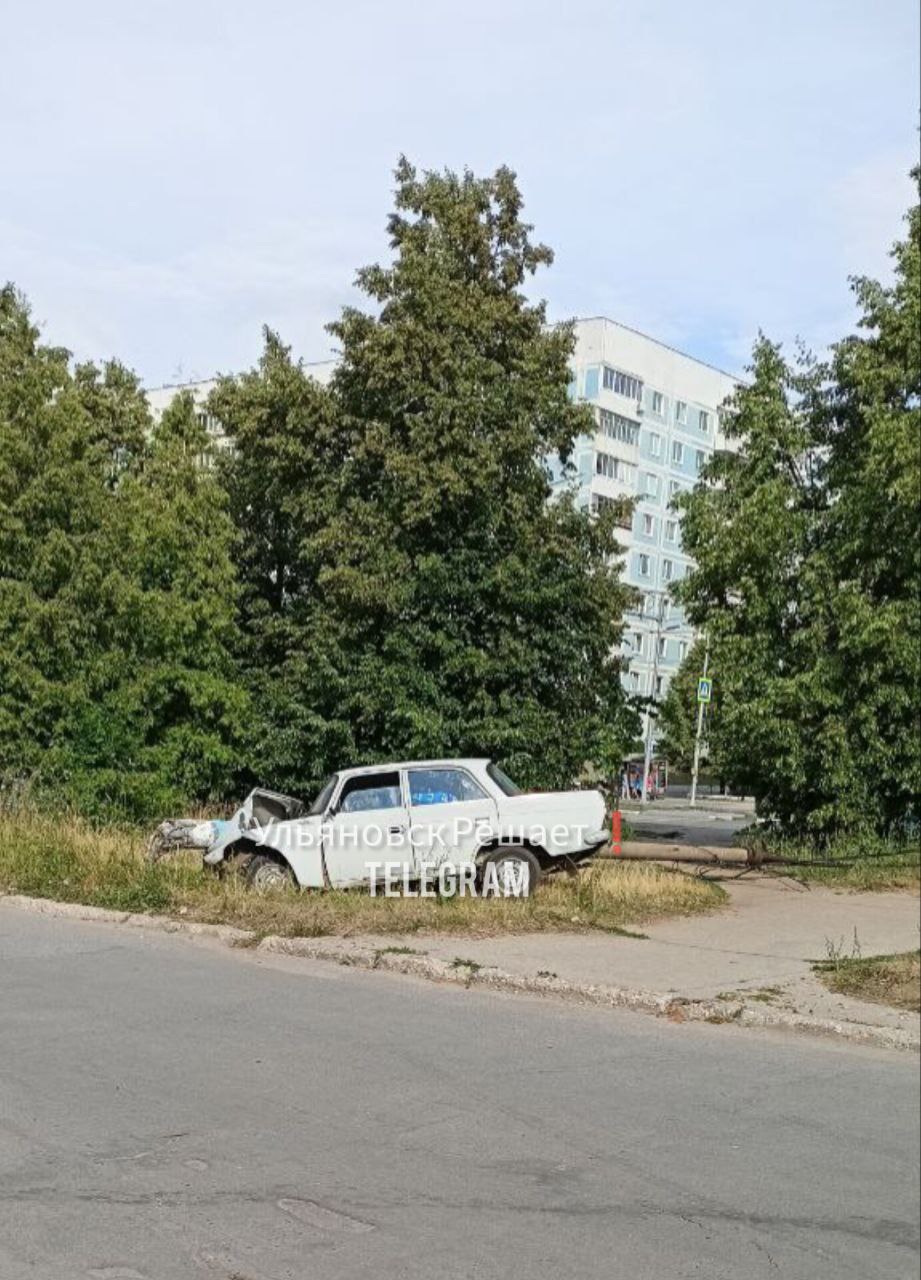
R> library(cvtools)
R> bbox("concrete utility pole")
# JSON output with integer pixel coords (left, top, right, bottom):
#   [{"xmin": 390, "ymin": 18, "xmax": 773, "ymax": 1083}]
[
  {"xmin": 640, "ymin": 596, "xmax": 668, "ymax": 807},
  {"xmin": 689, "ymin": 641, "xmax": 710, "ymax": 808}
]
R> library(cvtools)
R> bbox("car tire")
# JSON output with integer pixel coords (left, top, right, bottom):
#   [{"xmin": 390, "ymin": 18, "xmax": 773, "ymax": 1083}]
[
  {"xmin": 479, "ymin": 846, "xmax": 541, "ymax": 898},
  {"xmin": 245, "ymin": 854, "xmax": 296, "ymax": 892}
]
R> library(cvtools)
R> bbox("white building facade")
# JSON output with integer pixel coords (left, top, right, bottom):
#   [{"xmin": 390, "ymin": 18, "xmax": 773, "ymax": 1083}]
[{"xmin": 562, "ymin": 317, "xmax": 738, "ymax": 702}]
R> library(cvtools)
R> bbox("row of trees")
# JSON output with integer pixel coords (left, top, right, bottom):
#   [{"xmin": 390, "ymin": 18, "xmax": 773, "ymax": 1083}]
[
  {"xmin": 659, "ymin": 169, "xmax": 920, "ymax": 840},
  {"xmin": 0, "ymin": 160, "xmax": 638, "ymax": 820},
  {"xmin": 2, "ymin": 158, "xmax": 916, "ymax": 839}
]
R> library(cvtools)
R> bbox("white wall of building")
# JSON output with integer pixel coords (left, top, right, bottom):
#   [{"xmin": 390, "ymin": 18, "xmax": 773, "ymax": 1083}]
[{"xmin": 564, "ymin": 317, "xmax": 739, "ymax": 708}]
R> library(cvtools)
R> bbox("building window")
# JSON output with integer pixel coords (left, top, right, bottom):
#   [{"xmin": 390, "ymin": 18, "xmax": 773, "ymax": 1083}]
[
  {"xmin": 665, "ymin": 519, "xmax": 677, "ymax": 543},
  {"xmin": 648, "ymin": 431, "xmax": 662, "ymax": 457},
  {"xmin": 598, "ymin": 408, "xmax": 640, "ymax": 446},
  {"xmin": 655, "ymin": 675, "xmax": 665, "ymax": 696},
  {"xmin": 644, "ymin": 594, "xmax": 657, "ymax": 616},
  {"xmin": 595, "ymin": 451, "xmax": 616, "ymax": 480},
  {"xmin": 638, "ymin": 553, "xmax": 651, "ymax": 577},
  {"xmin": 668, "ymin": 479, "xmax": 682, "ymax": 501},
  {"xmin": 671, "ymin": 441, "xmax": 684, "ymax": 465},
  {"xmin": 643, "ymin": 513, "xmax": 655, "ymax": 536},
  {"xmin": 678, "ymin": 640, "xmax": 688, "ymax": 662},
  {"xmin": 595, "ymin": 452, "xmax": 637, "ymax": 486},
  {"xmin": 676, "ymin": 401, "xmax": 688, "ymax": 424},
  {"xmin": 602, "ymin": 366, "xmax": 644, "ymax": 402},
  {"xmin": 658, "ymin": 636, "xmax": 668, "ymax": 658},
  {"xmin": 629, "ymin": 670, "xmax": 641, "ymax": 691},
  {"xmin": 699, "ymin": 409, "xmax": 710, "ymax": 432},
  {"xmin": 662, "ymin": 558, "xmax": 674, "ymax": 581},
  {"xmin": 695, "ymin": 449, "xmax": 706, "ymax": 472},
  {"xmin": 644, "ymin": 473, "xmax": 660, "ymax": 499},
  {"xmin": 651, "ymin": 391, "xmax": 665, "ymax": 416},
  {"xmin": 633, "ymin": 632, "xmax": 644, "ymax": 656},
  {"xmin": 590, "ymin": 492, "xmax": 632, "ymax": 528}
]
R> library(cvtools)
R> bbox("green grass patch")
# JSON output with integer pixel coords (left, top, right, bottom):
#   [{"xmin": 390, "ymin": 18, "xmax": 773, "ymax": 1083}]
[
  {"xmin": 813, "ymin": 951, "xmax": 921, "ymax": 1013},
  {"xmin": 742, "ymin": 830, "xmax": 920, "ymax": 890}
]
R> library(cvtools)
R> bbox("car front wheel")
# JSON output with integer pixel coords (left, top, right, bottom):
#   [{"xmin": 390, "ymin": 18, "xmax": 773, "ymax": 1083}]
[{"xmin": 245, "ymin": 854, "xmax": 296, "ymax": 892}]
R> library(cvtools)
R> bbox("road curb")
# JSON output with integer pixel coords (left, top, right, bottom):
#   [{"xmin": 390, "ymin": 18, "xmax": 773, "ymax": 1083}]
[
  {"xmin": 3, "ymin": 892, "xmax": 917, "ymax": 1052},
  {"xmin": 0, "ymin": 893, "xmax": 253, "ymax": 945},
  {"xmin": 256, "ymin": 935, "xmax": 920, "ymax": 1052}
]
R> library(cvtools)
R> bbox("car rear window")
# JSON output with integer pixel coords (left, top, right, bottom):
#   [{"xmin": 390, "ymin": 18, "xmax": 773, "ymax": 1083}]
[{"xmin": 408, "ymin": 768, "xmax": 487, "ymax": 806}]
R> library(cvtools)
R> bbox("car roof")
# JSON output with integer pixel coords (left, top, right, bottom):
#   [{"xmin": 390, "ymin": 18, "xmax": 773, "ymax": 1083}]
[{"xmin": 338, "ymin": 758, "xmax": 491, "ymax": 778}]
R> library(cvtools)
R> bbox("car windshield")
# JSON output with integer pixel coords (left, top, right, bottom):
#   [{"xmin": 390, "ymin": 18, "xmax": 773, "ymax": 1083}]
[
  {"xmin": 486, "ymin": 762, "xmax": 522, "ymax": 795},
  {"xmin": 307, "ymin": 775, "xmax": 338, "ymax": 816}
]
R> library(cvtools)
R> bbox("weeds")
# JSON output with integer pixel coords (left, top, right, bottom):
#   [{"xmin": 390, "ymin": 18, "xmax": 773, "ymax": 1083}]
[{"xmin": 813, "ymin": 951, "xmax": 921, "ymax": 1013}]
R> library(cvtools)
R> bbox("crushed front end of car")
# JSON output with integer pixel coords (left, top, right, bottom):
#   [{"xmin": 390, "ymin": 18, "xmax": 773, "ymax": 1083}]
[{"xmin": 147, "ymin": 789, "xmax": 306, "ymax": 865}]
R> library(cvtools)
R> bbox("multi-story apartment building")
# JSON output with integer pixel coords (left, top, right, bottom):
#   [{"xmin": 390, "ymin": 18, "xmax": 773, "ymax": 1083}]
[
  {"xmin": 145, "ymin": 318, "xmax": 737, "ymax": 722},
  {"xmin": 562, "ymin": 317, "xmax": 738, "ymax": 704}
]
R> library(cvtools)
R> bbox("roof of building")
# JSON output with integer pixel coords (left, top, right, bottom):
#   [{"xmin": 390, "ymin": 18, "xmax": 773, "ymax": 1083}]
[{"xmin": 570, "ymin": 314, "xmax": 742, "ymax": 384}]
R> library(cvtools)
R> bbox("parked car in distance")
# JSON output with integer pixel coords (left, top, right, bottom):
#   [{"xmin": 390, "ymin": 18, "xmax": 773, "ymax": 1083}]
[{"xmin": 149, "ymin": 759, "xmax": 609, "ymax": 897}]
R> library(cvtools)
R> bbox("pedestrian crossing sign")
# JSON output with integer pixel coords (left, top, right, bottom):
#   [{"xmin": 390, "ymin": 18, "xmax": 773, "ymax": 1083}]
[{"xmin": 697, "ymin": 677, "xmax": 712, "ymax": 703}]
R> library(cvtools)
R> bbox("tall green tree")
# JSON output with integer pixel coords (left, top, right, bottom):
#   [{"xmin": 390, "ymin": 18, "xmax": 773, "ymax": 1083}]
[
  {"xmin": 0, "ymin": 286, "xmax": 146, "ymax": 804},
  {"xmin": 51, "ymin": 391, "xmax": 248, "ymax": 816},
  {"xmin": 676, "ymin": 173, "xmax": 920, "ymax": 838},
  {"xmin": 0, "ymin": 288, "xmax": 244, "ymax": 818},
  {"xmin": 208, "ymin": 335, "xmax": 351, "ymax": 791},
  {"xmin": 818, "ymin": 169, "xmax": 921, "ymax": 835},
  {"xmin": 323, "ymin": 158, "xmax": 637, "ymax": 787}
]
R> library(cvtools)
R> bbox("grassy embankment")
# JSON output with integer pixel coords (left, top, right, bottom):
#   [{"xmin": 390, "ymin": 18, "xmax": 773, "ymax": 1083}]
[
  {"xmin": 814, "ymin": 951, "xmax": 921, "ymax": 1013},
  {"xmin": 743, "ymin": 831, "xmax": 921, "ymax": 891},
  {"xmin": 0, "ymin": 810, "xmax": 724, "ymax": 939}
]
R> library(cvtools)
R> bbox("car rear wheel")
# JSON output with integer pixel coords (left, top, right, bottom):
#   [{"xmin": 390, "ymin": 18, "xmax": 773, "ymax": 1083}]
[
  {"xmin": 245, "ymin": 854, "xmax": 296, "ymax": 892},
  {"xmin": 480, "ymin": 846, "xmax": 541, "ymax": 898}
]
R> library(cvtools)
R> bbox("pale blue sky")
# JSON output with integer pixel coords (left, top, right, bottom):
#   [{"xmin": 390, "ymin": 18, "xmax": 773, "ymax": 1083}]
[{"xmin": 2, "ymin": 0, "xmax": 917, "ymax": 386}]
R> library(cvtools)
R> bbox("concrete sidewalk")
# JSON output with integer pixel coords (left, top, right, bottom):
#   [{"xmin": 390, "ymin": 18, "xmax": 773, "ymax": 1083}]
[{"xmin": 315, "ymin": 874, "xmax": 920, "ymax": 1047}]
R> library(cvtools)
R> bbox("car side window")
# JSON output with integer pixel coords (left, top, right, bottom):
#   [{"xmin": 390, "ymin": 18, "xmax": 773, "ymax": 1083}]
[
  {"xmin": 337, "ymin": 771, "xmax": 402, "ymax": 813},
  {"xmin": 408, "ymin": 768, "xmax": 488, "ymax": 806}
]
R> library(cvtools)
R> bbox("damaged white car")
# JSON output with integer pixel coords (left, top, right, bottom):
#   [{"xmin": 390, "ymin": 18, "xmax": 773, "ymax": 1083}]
[{"xmin": 149, "ymin": 759, "xmax": 609, "ymax": 897}]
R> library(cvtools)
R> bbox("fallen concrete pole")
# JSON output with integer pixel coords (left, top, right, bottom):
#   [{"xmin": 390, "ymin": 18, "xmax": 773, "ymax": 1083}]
[{"xmin": 605, "ymin": 840, "xmax": 749, "ymax": 863}]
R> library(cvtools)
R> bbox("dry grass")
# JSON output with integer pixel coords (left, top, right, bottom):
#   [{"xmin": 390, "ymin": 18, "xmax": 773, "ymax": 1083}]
[
  {"xmin": 0, "ymin": 811, "xmax": 725, "ymax": 938},
  {"xmin": 814, "ymin": 951, "xmax": 921, "ymax": 1013}
]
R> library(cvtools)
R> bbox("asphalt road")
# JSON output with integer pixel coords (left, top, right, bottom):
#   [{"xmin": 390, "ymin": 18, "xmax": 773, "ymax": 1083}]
[
  {"xmin": 2, "ymin": 908, "xmax": 918, "ymax": 1280},
  {"xmin": 624, "ymin": 801, "xmax": 753, "ymax": 849}
]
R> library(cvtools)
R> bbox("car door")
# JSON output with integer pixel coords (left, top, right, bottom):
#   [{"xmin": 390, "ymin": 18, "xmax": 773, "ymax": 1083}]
[
  {"xmin": 406, "ymin": 766, "xmax": 497, "ymax": 871},
  {"xmin": 322, "ymin": 769, "xmax": 413, "ymax": 888}
]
